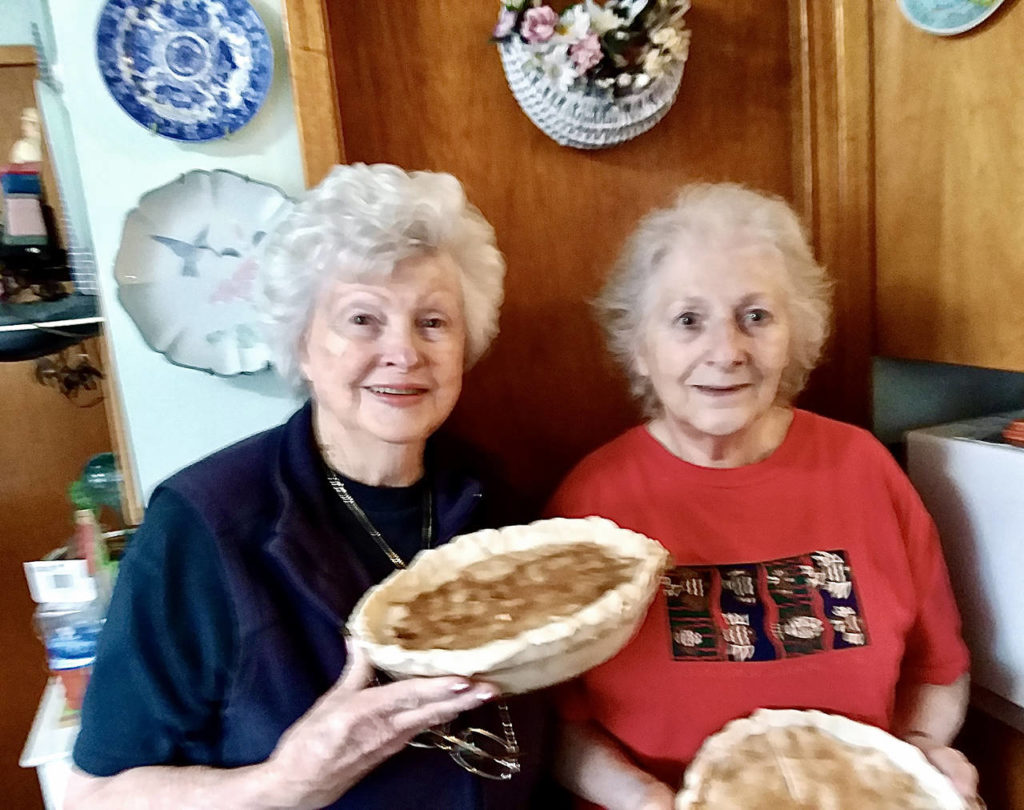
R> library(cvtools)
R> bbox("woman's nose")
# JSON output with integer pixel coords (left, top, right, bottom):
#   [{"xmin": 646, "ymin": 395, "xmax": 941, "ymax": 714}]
[
  {"xmin": 706, "ymin": 320, "xmax": 747, "ymax": 366},
  {"xmin": 380, "ymin": 324, "xmax": 422, "ymax": 369}
]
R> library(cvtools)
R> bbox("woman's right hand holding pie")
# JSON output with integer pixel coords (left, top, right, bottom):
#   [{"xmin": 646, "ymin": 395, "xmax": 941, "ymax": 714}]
[{"xmin": 262, "ymin": 643, "xmax": 498, "ymax": 810}]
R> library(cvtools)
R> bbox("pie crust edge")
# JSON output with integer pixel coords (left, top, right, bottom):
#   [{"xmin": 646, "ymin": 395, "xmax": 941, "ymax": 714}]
[
  {"xmin": 674, "ymin": 708, "xmax": 967, "ymax": 810},
  {"xmin": 346, "ymin": 516, "xmax": 670, "ymax": 693}
]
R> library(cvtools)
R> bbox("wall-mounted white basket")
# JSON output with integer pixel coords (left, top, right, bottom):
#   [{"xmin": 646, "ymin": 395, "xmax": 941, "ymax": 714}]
[{"xmin": 498, "ymin": 37, "xmax": 686, "ymax": 150}]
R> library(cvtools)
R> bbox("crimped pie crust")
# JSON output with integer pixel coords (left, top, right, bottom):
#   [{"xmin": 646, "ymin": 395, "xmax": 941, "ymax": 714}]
[
  {"xmin": 676, "ymin": 709, "xmax": 966, "ymax": 809},
  {"xmin": 347, "ymin": 516, "xmax": 669, "ymax": 694}
]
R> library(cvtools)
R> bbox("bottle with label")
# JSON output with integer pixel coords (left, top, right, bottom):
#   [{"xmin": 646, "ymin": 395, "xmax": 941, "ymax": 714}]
[
  {"xmin": 33, "ymin": 597, "xmax": 104, "ymax": 711},
  {"xmin": 24, "ymin": 557, "xmax": 104, "ymax": 712}
]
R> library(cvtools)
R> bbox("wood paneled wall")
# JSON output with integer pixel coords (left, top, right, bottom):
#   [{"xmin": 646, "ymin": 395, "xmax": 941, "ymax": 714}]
[
  {"xmin": 874, "ymin": 0, "xmax": 1024, "ymax": 371},
  {"xmin": 284, "ymin": 1, "xmax": 875, "ymax": 512}
]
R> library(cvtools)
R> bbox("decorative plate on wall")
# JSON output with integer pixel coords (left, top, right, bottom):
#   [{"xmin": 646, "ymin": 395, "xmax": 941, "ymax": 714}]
[
  {"xmin": 897, "ymin": 0, "xmax": 1006, "ymax": 36},
  {"xmin": 95, "ymin": 0, "xmax": 273, "ymax": 141},
  {"xmin": 114, "ymin": 170, "xmax": 293, "ymax": 375}
]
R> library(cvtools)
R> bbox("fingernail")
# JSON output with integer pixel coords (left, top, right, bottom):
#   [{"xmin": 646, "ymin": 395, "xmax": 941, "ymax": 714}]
[
  {"xmin": 450, "ymin": 681, "xmax": 472, "ymax": 693},
  {"xmin": 473, "ymin": 686, "xmax": 499, "ymax": 701}
]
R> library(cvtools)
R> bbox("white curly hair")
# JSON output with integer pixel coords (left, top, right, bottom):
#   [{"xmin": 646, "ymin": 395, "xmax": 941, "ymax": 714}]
[
  {"xmin": 259, "ymin": 163, "xmax": 505, "ymax": 391},
  {"xmin": 596, "ymin": 182, "xmax": 832, "ymax": 415}
]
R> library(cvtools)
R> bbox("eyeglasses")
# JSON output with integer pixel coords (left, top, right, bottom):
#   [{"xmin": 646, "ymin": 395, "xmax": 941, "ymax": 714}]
[
  {"xmin": 369, "ymin": 671, "xmax": 521, "ymax": 780},
  {"xmin": 410, "ymin": 724, "xmax": 521, "ymax": 781}
]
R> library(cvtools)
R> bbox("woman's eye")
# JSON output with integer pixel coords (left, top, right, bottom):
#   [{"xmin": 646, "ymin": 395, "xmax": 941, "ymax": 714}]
[
  {"xmin": 419, "ymin": 317, "xmax": 446, "ymax": 330},
  {"xmin": 675, "ymin": 312, "xmax": 699, "ymax": 327},
  {"xmin": 349, "ymin": 313, "xmax": 375, "ymax": 326},
  {"xmin": 744, "ymin": 308, "xmax": 771, "ymax": 324}
]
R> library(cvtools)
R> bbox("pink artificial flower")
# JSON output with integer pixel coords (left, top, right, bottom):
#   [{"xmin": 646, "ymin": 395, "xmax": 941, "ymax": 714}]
[
  {"xmin": 493, "ymin": 9, "xmax": 517, "ymax": 39},
  {"xmin": 521, "ymin": 6, "xmax": 559, "ymax": 43},
  {"xmin": 570, "ymin": 32, "xmax": 602, "ymax": 74}
]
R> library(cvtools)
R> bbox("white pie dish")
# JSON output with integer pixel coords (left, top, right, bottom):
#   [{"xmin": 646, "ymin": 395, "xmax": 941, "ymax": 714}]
[
  {"xmin": 346, "ymin": 516, "xmax": 669, "ymax": 694},
  {"xmin": 676, "ymin": 708, "xmax": 966, "ymax": 809}
]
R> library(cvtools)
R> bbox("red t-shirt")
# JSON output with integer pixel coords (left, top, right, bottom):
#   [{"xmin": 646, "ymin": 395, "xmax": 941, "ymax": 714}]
[{"xmin": 547, "ymin": 410, "xmax": 969, "ymax": 794}]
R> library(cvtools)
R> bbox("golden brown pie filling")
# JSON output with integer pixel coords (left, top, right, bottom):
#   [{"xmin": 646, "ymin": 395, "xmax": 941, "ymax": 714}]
[
  {"xmin": 687, "ymin": 725, "xmax": 938, "ymax": 809},
  {"xmin": 383, "ymin": 542, "xmax": 635, "ymax": 650}
]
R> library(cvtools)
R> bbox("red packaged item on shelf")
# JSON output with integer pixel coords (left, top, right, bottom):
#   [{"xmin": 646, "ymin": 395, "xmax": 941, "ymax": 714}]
[{"xmin": 1003, "ymin": 419, "xmax": 1024, "ymax": 448}]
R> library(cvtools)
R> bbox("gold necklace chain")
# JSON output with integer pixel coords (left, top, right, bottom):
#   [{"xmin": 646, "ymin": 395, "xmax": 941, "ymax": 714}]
[{"xmin": 326, "ymin": 470, "xmax": 520, "ymax": 776}]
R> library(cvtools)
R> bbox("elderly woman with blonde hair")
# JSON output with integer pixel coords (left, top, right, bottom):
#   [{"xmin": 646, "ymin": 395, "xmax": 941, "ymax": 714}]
[
  {"xmin": 547, "ymin": 183, "xmax": 977, "ymax": 809},
  {"xmin": 65, "ymin": 164, "xmax": 551, "ymax": 810}
]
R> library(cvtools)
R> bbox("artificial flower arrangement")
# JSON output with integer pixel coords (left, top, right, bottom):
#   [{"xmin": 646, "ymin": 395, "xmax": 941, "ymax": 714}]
[{"xmin": 492, "ymin": 0, "xmax": 691, "ymax": 95}]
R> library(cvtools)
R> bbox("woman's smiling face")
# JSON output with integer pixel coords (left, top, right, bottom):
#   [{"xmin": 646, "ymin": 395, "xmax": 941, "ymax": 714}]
[
  {"xmin": 301, "ymin": 252, "xmax": 467, "ymax": 454},
  {"xmin": 635, "ymin": 240, "xmax": 792, "ymax": 447}
]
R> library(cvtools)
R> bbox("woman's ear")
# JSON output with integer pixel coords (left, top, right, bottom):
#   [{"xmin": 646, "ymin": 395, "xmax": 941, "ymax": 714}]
[
  {"xmin": 634, "ymin": 354, "xmax": 649, "ymax": 379},
  {"xmin": 632, "ymin": 334, "xmax": 650, "ymax": 379},
  {"xmin": 296, "ymin": 319, "xmax": 315, "ymax": 383}
]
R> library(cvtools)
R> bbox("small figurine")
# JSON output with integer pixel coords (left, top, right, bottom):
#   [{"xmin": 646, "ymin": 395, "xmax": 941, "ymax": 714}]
[{"xmin": 9, "ymin": 107, "xmax": 42, "ymax": 164}]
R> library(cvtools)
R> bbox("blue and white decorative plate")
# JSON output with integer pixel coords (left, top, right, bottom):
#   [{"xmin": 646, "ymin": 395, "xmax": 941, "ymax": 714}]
[
  {"xmin": 96, "ymin": 0, "xmax": 273, "ymax": 142},
  {"xmin": 115, "ymin": 170, "xmax": 294, "ymax": 375},
  {"xmin": 897, "ymin": 0, "xmax": 1005, "ymax": 36}
]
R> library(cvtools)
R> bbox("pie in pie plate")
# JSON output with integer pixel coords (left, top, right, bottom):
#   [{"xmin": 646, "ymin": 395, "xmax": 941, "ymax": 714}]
[
  {"xmin": 676, "ymin": 709, "xmax": 967, "ymax": 809},
  {"xmin": 346, "ymin": 516, "xmax": 669, "ymax": 694}
]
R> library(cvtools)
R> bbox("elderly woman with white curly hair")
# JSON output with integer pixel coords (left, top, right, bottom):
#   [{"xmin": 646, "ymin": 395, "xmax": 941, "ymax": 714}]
[
  {"xmin": 66, "ymin": 164, "xmax": 553, "ymax": 810},
  {"xmin": 547, "ymin": 183, "xmax": 977, "ymax": 809}
]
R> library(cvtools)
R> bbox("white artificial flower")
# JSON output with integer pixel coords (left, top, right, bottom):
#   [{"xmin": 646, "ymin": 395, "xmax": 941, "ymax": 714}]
[
  {"xmin": 651, "ymin": 26, "xmax": 689, "ymax": 60},
  {"xmin": 616, "ymin": 72, "xmax": 633, "ymax": 87},
  {"xmin": 558, "ymin": 5, "xmax": 593, "ymax": 43},
  {"xmin": 541, "ymin": 44, "xmax": 577, "ymax": 90},
  {"xmin": 585, "ymin": 0, "xmax": 623, "ymax": 34},
  {"xmin": 642, "ymin": 48, "xmax": 669, "ymax": 77},
  {"xmin": 633, "ymin": 72, "xmax": 652, "ymax": 89},
  {"xmin": 596, "ymin": 76, "xmax": 615, "ymax": 89}
]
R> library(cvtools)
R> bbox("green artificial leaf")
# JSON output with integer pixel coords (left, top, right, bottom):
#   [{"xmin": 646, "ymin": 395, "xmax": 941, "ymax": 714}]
[{"xmin": 68, "ymin": 479, "xmax": 96, "ymax": 511}]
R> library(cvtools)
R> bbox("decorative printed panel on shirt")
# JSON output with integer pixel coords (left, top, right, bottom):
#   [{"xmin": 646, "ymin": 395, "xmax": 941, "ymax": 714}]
[{"xmin": 664, "ymin": 549, "xmax": 868, "ymax": 662}]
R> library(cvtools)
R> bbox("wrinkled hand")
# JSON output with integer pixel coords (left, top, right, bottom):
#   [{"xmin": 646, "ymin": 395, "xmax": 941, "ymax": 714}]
[
  {"xmin": 263, "ymin": 643, "xmax": 498, "ymax": 810},
  {"xmin": 908, "ymin": 737, "xmax": 979, "ymax": 801}
]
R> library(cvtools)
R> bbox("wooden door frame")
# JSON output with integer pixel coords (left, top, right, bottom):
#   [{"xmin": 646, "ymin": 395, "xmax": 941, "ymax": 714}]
[
  {"xmin": 789, "ymin": 0, "xmax": 875, "ymax": 427},
  {"xmin": 281, "ymin": 1, "xmax": 875, "ymax": 425},
  {"xmin": 281, "ymin": 0, "xmax": 345, "ymax": 187}
]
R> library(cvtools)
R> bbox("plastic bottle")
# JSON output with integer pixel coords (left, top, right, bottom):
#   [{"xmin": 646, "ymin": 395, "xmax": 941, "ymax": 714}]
[{"xmin": 33, "ymin": 597, "xmax": 104, "ymax": 711}]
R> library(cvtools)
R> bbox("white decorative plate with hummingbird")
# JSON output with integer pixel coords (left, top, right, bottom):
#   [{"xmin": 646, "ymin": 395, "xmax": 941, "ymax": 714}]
[{"xmin": 114, "ymin": 170, "xmax": 292, "ymax": 375}]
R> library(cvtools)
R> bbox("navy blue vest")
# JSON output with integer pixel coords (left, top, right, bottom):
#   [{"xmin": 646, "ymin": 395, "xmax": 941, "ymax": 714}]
[{"xmin": 161, "ymin": 404, "xmax": 551, "ymax": 808}]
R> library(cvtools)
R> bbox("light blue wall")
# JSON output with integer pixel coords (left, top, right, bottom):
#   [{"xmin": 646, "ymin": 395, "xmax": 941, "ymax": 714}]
[
  {"xmin": 873, "ymin": 357, "xmax": 1024, "ymax": 445},
  {"xmin": 46, "ymin": 0, "xmax": 304, "ymax": 500},
  {"xmin": 0, "ymin": 0, "xmax": 36, "ymax": 46}
]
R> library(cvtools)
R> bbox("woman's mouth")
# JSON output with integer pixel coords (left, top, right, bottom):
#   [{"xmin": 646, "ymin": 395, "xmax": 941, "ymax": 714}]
[
  {"xmin": 366, "ymin": 385, "xmax": 430, "ymax": 403},
  {"xmin": 693, "ymin": 384, "xmax": 750, "ymax": 396},
  {"xmin": 368, "ymin": 386, "xmax": 425, "ymax": 395}
]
